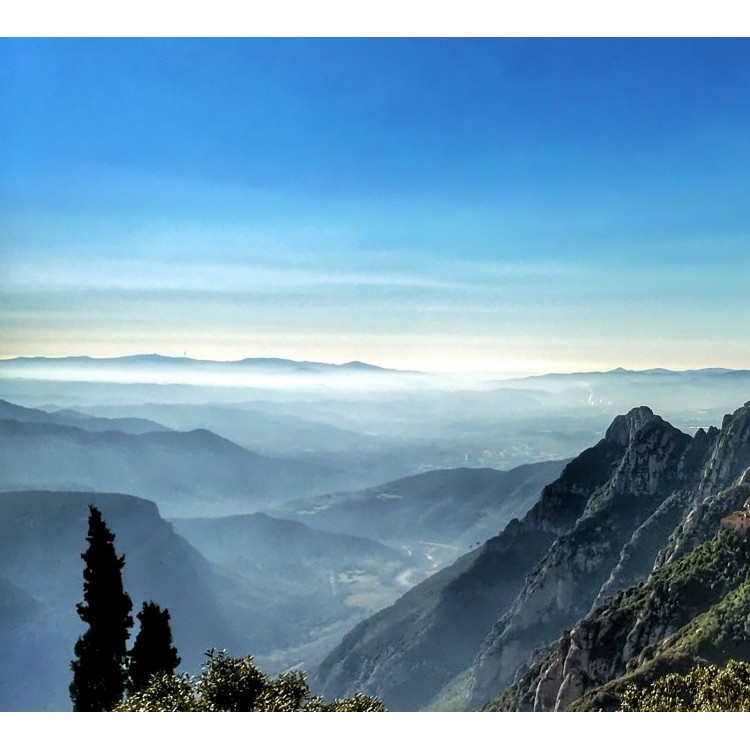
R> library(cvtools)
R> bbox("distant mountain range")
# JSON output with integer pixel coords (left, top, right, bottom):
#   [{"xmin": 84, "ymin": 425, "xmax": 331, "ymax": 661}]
[
  {"xmin": 528, "ymin": 366, "xmax": 740, "ymax": 376},
  {"xmin": 493, "ymin": 367, "xmax": 750, "ymax": 428},
  {"xmin": 4, "ymin": 356, "xmax": 750, "ymax": 395},
  {"xmin": 506, "ymin": 366, "xmax": 750, "ymax": 386},
  {"xmin": 315, "ymin": 400, "xmax": 750, "ymax": 711},
  {"xmin": 0, "ymin": 354, "xmax": 410, "ymax": 377},
  {"xmin": 0, "ymin": 398, "xmax": 170, "ymax": 434},
  {"xmin": 0, "ymin": 401, "xmax": 347, "ymax": 515}
]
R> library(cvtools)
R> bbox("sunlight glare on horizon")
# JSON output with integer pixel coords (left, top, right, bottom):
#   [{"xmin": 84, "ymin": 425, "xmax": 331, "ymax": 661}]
[{"xmin": 2, "ymin": 38, "xmax": 750, "ymax": 373}]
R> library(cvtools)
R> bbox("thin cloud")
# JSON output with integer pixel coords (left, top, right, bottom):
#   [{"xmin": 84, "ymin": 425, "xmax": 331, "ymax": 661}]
[{"xmin": 1, "ymin": 255, "xmax": 571, "ymax": 295}]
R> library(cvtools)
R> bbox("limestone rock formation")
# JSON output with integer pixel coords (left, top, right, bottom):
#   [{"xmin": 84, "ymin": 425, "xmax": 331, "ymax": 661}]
[{"xmin": 318, "ymin": 401, "xmax": 750, "ymax": 712}]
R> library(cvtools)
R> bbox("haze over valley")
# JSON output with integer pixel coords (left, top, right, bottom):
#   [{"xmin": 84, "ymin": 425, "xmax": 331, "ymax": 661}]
[
  {"xmin": 3, "ymin": 37, "xmax": 750, "ymax": 713},
  {"xmin": 0, "ymin": 359, "xmax": 574, "ymax": 708},
  {"xmin": 2, "ymin": 356, "xmax": 750, "ymax": 710}
]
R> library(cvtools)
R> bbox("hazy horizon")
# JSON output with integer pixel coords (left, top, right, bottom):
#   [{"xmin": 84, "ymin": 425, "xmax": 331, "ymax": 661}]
[
  {"xmin": 5, "ymin": 27, "xmax": 750, "ymax": 729},
  {"xmin": 3, "ymin": 39, "xmax": 750, "ymax": 375},
  {"xmin": 0, "ymin": 350, "xmax": 748, "ymax": 378}
]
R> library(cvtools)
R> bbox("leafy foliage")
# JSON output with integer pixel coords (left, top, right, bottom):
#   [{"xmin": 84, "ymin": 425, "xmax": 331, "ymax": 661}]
[
  {"xmin": 116, "ymin": 649, "xmax": 385, "ymax": 712},
  {"xmin": 128, "ymin": 601, "xmax": 181, "ymax": 694},
  {"xmin": 566, "ymin": 533, "xmax": 750, "ymax": 711},
  {"xmin": 620, "ymin": 659, "xmax": 750, "ymax": 711},
  {"xmin": 116, "ymin": 673, "xmax": 198, "ymax": 712},
  {"xmin": 70, "ymin": 505, "xmax": 134, "ymax": 711}
]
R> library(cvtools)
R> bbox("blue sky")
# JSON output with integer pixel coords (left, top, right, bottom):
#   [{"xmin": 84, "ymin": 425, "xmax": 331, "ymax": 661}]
[{"xmin": 2, "ymin": 38, "xmax": 750, "ymax": 373}]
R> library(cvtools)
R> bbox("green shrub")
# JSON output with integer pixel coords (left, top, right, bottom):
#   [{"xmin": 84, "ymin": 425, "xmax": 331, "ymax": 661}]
[
  {"xmin": 620, "ymin": 659, "xmax": 750, "ymax": 711},
  {"xmin": 116, "ymin": 649, "xmax": 385, "ymax": 712}
]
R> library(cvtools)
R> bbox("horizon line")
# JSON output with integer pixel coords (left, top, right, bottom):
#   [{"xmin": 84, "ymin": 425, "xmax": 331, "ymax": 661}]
[{"xmin": 0, "ymin": 352, "xmax": 747, "ymax": 380}]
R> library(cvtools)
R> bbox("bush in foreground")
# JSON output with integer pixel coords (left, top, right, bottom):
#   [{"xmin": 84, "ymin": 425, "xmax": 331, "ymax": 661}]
[
  {"xmin": 116, "ymin": 649, "xmax": 385, "ymax": 712},
  {"xmin": 620, "ymin": 659, "xmax": 750, "ymax": 711}
]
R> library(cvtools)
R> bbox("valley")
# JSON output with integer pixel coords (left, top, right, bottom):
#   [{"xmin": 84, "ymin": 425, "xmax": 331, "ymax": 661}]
[
  {"xmin": 2, "ymin": 357, "xmax": 750, "ymax": 711},
  {"xmin": 5, "ymin": 37, "xmax": 750, "ymax": 720}
]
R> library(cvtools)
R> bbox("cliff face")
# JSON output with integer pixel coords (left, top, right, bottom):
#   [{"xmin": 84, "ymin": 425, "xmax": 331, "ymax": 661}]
[
  {"xmin": 498, "ymin": 529, "xmax": 750, "ymax": 712},
  {"xmin": 658, "ymin": 403, "xmax": 750, "ymax": 564},
  {"xmin": 467, "ymin": 408, "xmax": 704, "ymax": 707},
  {"xmin": 489, "ymin": 402, "xmax": 750, "ymax": 712},
  {"xmin": 697, "ymin": 406, "xmax": 750, "ymax": 497},
  {"xmin": 318, "ymin": 402, "xmax": 750, "ymax": 712},
  {"xmin": 315, "ymin": 428, "xmax": 625, "ymax": 710}
]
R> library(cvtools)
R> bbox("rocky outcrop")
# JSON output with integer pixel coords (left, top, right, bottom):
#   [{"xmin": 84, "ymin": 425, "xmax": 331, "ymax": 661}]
[
  {"xmin": 592, "ymin": 491, "xmax": 689, "ymax": 607},
  {"xmin": 604, "ymin": 406, "xmax": 658, "ymax": 448},
  {"xmin": 467, "ymin": 409, "xmax": 698, "ymax": 708},
  {"xmin": 315, "ymin": 418, "xmax": 628, "ymax": 710},
  {"xmin": 481, "ymin": 403, "xmax": 750, "ymax": 712},
  {"xmin": 697, "ymin": 403, "xmax": 750, "ymax": 497},
  {"xmin": 656, "ymin": 402, "xmax": 750, "ymax": 565},
  {"xmin": 592, "ymin": 424, "xmax": 718, "ymax": 606},
  {"xmin": 497, "ymin": 511, "xmax": 750, "ymax": 712},
  {"xmin": 660, "ymin": 484, "xmax": 750, "ymax": 564},
  {"xmin": 608, "ymin": 412, "xmax": 693, "ymax": 496},
  {"xmin": 318, "ymin": 401, "xmax": 750, "ymax": 712}
]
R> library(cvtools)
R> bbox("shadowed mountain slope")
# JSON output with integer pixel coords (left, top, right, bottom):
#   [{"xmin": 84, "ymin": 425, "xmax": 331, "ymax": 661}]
[
  {"xmin": 0, "ymin": 398, "xmax": 170, "ymax": 434},
  {"xmin": 0, "ymin": 491, "xmax": 240, "ymax": 710},
  {"xmin": 283, "ymin": 460, "xmax": 568, "ymax": 567},
  {"xmin": 0, "ymin": 490, "xmax": 427, "ymax": 710},
  {"xmin": 316, "ymin": 403, "xmax": 750, "ymax": 711},
  {"xmin": 0, "ymin": 419, "xmax": 341, "ymax": 516},
  {"xmin": 314, "ymin": 427, "xmax": 625, "ymax": 710}
]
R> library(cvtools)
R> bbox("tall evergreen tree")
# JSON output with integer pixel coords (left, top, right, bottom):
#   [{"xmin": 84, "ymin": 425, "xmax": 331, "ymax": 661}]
[
  {"xmin": 70, "ymin": 505, "xmax": 133, "ymax": 711},
  {"xmin": 128, "ymin": 601, "xmax": 180, "ymax": 693}
]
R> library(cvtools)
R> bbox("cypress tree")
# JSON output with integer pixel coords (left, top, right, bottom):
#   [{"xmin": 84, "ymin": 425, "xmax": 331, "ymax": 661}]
[
  {"xmin": 70, "ymin": 505, "xmax": 133, "ymax": 711},
  {"xmin": 128, "ymin": 601, "xmax": 180, "ymax": 693}
]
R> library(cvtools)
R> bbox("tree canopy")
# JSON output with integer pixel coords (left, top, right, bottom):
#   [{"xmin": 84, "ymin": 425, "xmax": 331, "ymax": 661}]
[
  {"xmin": 116, "ymin": 649, "xmax": 385, "ymax": 712},
  {"xmin": 128, "ymin": 601, "xmax": 181, "ymax": 694},
  {"xmin": 70, "ymin": 507, "xmax": 381, "ymax": 712},
  {"xmin": 70, "ymin": 505, "xmax": 134, "ymax": 711}
]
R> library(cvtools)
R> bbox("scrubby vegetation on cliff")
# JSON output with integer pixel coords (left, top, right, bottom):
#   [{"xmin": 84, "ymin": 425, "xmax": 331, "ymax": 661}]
[
  {"xmin": 491, "ymin": 529, "xmax": 750, "ymax": 711},
  {"xmin": 620, "ymin": 659, "xmax": 750, "ymax": 711}
]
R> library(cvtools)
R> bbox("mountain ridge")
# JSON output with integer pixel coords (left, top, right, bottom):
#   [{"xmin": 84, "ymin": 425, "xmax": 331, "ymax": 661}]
[
  {"xmin": 0, "ymin": 398, "xmax": 170, "ymax": 434},
  {"xmin": 282, "ymin": 460, "xmax": 569, "ymax": 561},
  {"xmin": 0, "ymin": 353, "xmax": 412, "ymax": 374},
  {"xmin": 0, "ymin": 416, "xmax": 343, "ymax": 516},
  {"xmin": 315, "ymin": 400, "xmax": 750, "ymax": 711}
]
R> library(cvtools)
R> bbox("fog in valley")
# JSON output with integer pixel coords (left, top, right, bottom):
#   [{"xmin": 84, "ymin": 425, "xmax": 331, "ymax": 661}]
[{"xmin": 2, "ymin": 355, "xmax": 750, "ymax": 709}]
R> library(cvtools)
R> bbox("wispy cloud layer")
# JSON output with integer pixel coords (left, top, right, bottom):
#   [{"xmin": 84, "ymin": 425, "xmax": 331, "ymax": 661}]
[{"xmin": 2, "ymin": 39, "xmax": 750, "ymax": 372}]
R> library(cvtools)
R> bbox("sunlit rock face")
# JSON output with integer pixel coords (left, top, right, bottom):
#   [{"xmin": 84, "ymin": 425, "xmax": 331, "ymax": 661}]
[
  {"xmin": 467, "ymin": 407, "xmax": 700, "ymax": 708},
  {"xmin": 315, "ymin": 401, "xmax": 750, "ymax": 712},
  {"xmin": 488, "ymin": 403, "xmax": 750, "ymax": 713},
  {"xmin": 316, "ymin": 406, "xmax": 689, "ymax": 710},
  {"xmin": 697, "ymin": 403, "xmax": 750, "ymax": 497}
]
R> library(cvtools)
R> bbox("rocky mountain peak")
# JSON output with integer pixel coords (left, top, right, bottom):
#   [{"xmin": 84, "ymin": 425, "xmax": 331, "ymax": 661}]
[
  {"xmin": 697, "ymin": 401, "xmax": 750, "ymax": 498},
  {"xmin": 315, "ymin": 398, "xmax": 750, "ymax": 713},
  {"xmin": 604, "ymin": 406, "xmax": 657, "ymax": 448}
]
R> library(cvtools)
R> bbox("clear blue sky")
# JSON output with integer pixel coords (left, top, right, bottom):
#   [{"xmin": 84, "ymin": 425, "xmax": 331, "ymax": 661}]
[{"xmin": 2, "ymin": 38, "xmax": 749, "ymax": 373}]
